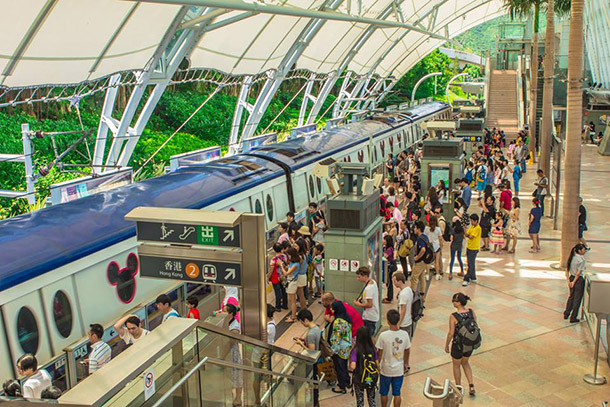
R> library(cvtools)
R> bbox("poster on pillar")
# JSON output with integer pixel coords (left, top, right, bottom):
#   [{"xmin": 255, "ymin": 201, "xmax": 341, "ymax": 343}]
[{"xmin": 367, "ymin": 233, "xmax": 380, "ymax": 279}]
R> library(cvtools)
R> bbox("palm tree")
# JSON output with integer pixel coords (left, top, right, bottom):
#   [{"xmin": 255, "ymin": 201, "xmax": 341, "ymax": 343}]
[
  {"xmin": 560, "ymin": 0, "xmax": 583, "ymax": 266},
  {"xmin": 539, "ymin": 0, "xmax": 555, "ymax": 176},
  {"xmin": 503, "ymin": 0, "xmax": 542, "ymax": 160}
]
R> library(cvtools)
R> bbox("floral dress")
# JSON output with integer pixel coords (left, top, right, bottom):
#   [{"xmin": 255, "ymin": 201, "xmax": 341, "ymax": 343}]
[
  {"xmin": 329, "ymin": 318, "xmax": 353, "ymax": 360},
  {"xmin": 508, "ymin": 208, "xmax": 521, "ymax": 236}
]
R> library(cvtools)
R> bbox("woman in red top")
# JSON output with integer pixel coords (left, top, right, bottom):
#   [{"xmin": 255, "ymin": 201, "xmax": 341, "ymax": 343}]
[{"xmin": 268, "ymin": 243, "xmax": 288, "ymax": 310}]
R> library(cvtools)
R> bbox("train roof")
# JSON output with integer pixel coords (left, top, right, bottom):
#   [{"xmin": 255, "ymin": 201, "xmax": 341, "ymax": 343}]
[{"xmin": 0, "ymin": 101, "xmax": 449, "ymax": 291}]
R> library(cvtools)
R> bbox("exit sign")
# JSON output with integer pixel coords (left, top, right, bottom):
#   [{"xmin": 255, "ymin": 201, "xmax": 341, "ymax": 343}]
[{"xmin": 136, "ymin": 222, "xmax": 240, "ymax": 248}]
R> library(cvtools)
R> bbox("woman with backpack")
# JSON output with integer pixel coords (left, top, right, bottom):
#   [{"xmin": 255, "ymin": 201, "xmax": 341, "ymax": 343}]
[
  {"xmin": 444, "ymin": 293, "xmax": 478, "ymax": 396},
  {"xmin": 349, "ymin": 326, "xmax": 378, "ymax": 407},
  {"xmin": 329, "ymin": 301, "xmax": 353, "ymax": 394}
]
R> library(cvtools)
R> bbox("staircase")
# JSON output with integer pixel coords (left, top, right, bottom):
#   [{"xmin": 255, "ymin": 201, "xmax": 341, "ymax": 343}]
[{"xmin": 486, "ymin": 70, "xmax": 520, "ymax": 139}]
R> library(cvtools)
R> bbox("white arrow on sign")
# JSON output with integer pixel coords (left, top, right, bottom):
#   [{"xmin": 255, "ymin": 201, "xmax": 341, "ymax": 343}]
[
  {"xmin": 223, "ymin": 229, "xmax": 235, "ymax": 242},
  {"xmin": 225, "ymin": 268, "xmax": 236, "ymax": 280}
]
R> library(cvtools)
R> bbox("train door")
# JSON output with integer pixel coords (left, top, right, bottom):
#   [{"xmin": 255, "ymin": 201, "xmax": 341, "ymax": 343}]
[
  {"xmin": 292, "ymin": 173, "xmax": 308, "ymax": 214},
  {"xmin": 41, "ymin": 277, "xmax": 85, "ymax": 357},
  {"xmin": 2, "ymin": 291, "xmax": 53, "ymax": 377}
]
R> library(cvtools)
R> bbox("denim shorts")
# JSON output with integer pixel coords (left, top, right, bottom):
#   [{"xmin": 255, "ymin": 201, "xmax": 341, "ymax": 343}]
[{"xmin": 379, "ymin": 375, "xmax": 404, "ymax": 396}]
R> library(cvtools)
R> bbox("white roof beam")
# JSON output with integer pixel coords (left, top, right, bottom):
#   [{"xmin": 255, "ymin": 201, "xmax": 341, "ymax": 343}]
[
  {"xmin": 1, "ymin": 0, "xmax": 58, "ymax": 84},
  {"xmin": 135, "ymin": 0, "xmax": 448, "ymax": 39}
]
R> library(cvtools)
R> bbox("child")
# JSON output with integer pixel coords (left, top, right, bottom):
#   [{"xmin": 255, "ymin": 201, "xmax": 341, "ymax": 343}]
[
  {"xmin": 186, "ymin": 295, "xmax": 200, "ymax": 319},
  {"xmin": 268, "ymin": 243, "xmax": 288, "ymax": 310},
  {"xmin": 376, "ymin": 309, "xmax": 411, "ymax": 407},
  {"xmin": 312, "ymin": 243, "xmax": 325, "ymax": 299},
  {"xmin": 489, "ymin": 212, "xmax": 505, "ymax": 254}
]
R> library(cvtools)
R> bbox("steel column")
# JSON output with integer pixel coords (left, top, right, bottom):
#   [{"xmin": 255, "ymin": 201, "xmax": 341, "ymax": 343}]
[
  {"xmin": 231, "ymin": 0, "xmax": 344, "ymax": 145},
  {"xmin": 92, "ymin": 74, "xmax": 121, "ymax": 174}
]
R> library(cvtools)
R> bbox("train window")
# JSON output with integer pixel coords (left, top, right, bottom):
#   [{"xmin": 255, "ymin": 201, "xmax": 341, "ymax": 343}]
[
  {"xmin": 309, "ymin": 175, "xmax": 315, "ymax": 198},
  {"xmin": 266, "ymin": 194, "xmax": 274, "ymax": 221},
  {"xmin": 53, "ymin": 291, "xmax": 73, "ymax": 338},
  {"xmin": 317, "ymin": 176, "xmax": 322, "ymax": 194},
  {"xmin": 17, "ymin": 307, "xmax": 39, "ymax": 354},
  {"xmin": 254, "ymin": 199, "xmax": 263, "ymax": 214},
  {"xmin": 374, "ymin": 146, "xmax": 378, "ymax": 162}
]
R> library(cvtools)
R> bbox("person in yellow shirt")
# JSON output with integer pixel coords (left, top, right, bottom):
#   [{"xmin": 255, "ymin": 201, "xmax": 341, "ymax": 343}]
[{"xmin": 463, "ymin": 214, "xmax": 481, "ymax": 287}]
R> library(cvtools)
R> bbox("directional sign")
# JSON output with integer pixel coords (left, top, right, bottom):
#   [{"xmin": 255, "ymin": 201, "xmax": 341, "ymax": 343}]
[
  {"xmin": 456, "ymin": 134, "xmax": 482, "ymax": 142},
  {"xmin": 136, "ymin": 221, "xmax": 240, "ymax": 247},
  {"xmin": 140, "ymin": 254, "xmax": 242, "ymax": 286}
]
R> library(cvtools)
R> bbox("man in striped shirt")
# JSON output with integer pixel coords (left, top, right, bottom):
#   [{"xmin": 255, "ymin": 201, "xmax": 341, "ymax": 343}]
[{"xmin": 85, "ymin": 323, "xmax": 111, "ymax": 375}]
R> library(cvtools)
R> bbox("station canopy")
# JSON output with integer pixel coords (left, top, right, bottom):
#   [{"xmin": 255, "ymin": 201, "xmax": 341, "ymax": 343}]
[{"xmin": 0, "ymin": 0, "xmax": 505, "ymax": 88}]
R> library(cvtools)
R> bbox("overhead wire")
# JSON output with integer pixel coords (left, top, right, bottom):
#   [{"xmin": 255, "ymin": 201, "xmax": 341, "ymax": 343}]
[{"xmin": 133, "ymin": 83, "xmax": 226, "ymax": 178}]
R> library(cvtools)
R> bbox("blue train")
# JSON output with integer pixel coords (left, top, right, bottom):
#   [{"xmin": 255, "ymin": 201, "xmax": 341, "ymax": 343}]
[{"xmin": 0, "ymin": 101, "xmax": 450, "ymax": 382}]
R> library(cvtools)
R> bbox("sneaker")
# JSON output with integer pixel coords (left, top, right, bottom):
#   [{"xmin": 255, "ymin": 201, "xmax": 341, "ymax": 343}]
[
  {"xmin": 569, "ymin": 318, "xmax": 580, "ymax": 323},
  {"xmin": 585, "ymin": 246, "xmax": 591, "ymax": 252},
  {"xmin": 462, "ymin": 281, "xmax": 470, "ymax": 287},
  {"xmin": 435, "ymin": 274, "xmax": 441, "ymax": 281}
]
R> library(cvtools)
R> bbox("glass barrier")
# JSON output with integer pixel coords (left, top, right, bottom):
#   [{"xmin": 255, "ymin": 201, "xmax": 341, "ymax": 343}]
[{"xmin": 56, "ymin": 319, "xmax": 317, "ymax": 407}]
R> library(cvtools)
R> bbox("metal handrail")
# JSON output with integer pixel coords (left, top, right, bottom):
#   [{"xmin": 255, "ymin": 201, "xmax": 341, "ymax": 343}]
[
  {"xmin": 150, "ymin": 356, "xmax": 317, "ymax": 407},
  {"xmin": 197, "ymin": 321, "xmax": 317, "ymax": 363},
  {"xmin": 422, "ymin": 377, "xmax": 464, "ymax": 402},
  {"xmin": 423, "ymin": 377, "xmax": 450, "ymax": 399}
]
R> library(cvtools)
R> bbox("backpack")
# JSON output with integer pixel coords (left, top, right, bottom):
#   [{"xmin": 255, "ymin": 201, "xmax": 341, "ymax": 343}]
[
  {"xmin": 354, "ymin": 351, "xmax": 379, "ymax": 391},
  {"xmin": 420, "ymin": 235, "xmax": 434, "ymax": 264},
  {"xmin": 411, "ymin": 290, "xmax": 424, "ymax": 323},
  {"xmin": 454, "ymin": 310, "xmax": 482, "ymax": 352},
  {"xmin": 318, "ymin": 331, "xmax": 335, "ymax": 359}
]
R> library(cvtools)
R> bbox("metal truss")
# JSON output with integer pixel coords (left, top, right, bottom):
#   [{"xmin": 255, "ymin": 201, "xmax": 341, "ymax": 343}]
[
  {"xmin": 227, "ymin": 0, "xmax": 345, "ymax": 154},
  {"xmin": 94, "ymin": 6, "xmax": 257, "ymax": 172},
  {"xmin": 304, "ymin": 0, "xmax": 449, "ymax": 123}
]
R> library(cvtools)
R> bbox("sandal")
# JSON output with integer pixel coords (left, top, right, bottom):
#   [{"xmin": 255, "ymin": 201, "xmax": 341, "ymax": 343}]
[
  {"xmin": 469, "ymin": 384, "xmax": 476, "ymax": 396},
  {"xmin": 285, "ymin": 317, "xmax": 296, "ymax": 323},
  {"xmin": 331, "ymin": 387, "xmax": 347, "ymax": 394},
  {"xmin": 448, "ymin": 274, "xmax": 453, "ymax": 280}
]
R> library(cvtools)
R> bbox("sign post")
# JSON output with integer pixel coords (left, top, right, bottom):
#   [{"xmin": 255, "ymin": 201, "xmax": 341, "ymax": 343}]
[{"xmin": 125, "ymin": 207, "xmax": 266, "ymax": 340}]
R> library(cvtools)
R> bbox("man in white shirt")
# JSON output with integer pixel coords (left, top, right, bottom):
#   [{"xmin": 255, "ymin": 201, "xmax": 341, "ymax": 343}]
[
  {"xmin": 392, "ymin": 272, "xmax": 413, "ymax": 336},
  {"xmin": 156, "ymin": 294, "xmax": 180, "ymax": 322},
  {"xmin": 86, "ymin": 323, "xmax": 112, "ymax": 374},
  {"xmin": 353, "ymin": 266, "xmax": 380, "ymax": 336},
  {"xmin": 114, "ymin": 314, "xmax": 149, "ymax": 345},
  {"xmin": 17, "ymin": 353, "xmax": 52, "ymax": 399},
  {"xmin": 376, "ymin": 309, "xmax": 411, "ymax": 407}
]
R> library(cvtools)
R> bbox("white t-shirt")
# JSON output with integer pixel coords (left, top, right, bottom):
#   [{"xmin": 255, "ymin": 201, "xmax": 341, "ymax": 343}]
[
  {"xmin": 267, "ymin": 321, "xmax": 276, "ymax": 345},
  {"xmin": 424, "ymin": 227, "xmax": 442, "ymax": 252},
  {"xmin": 376, "ymin": 329, "xmax": 411, "ymax": 377},
  {"xmin": 397, "ymin": 287, "xmax": 414, "ymax": 328},
  {"xmin": 120, "ymin": 328, "xmax": 150, "ymax": 345},
  {"xmin": 162, "ymin": 309, "xmax": 180, "ymax": 322},
  {"xmin": 22, "ymin": 369, "xmax": 52, "ymax": 399},
  {"xmin": 362, "ymin": 280, "xmax": 380, "ymax": 322}
]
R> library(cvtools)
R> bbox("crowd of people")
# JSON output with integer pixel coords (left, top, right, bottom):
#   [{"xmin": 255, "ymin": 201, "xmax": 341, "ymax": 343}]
[{"xmin": 3, "ymin": 124, "xmax": 594, "ymax": 406}]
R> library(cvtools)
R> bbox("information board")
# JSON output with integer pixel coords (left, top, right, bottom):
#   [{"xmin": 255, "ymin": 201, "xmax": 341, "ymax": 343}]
[
  {"xmin": 289, "ymin": 124, "xmax": 316, "ymax": 139},
  {"xmin": 169, "ymin": 146, "xmax": 221, "ymax": 172},
  {"xmin": 140, "ymin": 255, "xmax": 242, "ymax": 286},
  {"xmin": 136, "ymin": 221, "xmax": 240, "ymax": 248},
  {"xmin": 50, "ymin": 168, "xmax": 132, "ymax": 205},
  {"xmin": 430, "ymin": 166, "xmax": 451, "ymax": 189}
]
